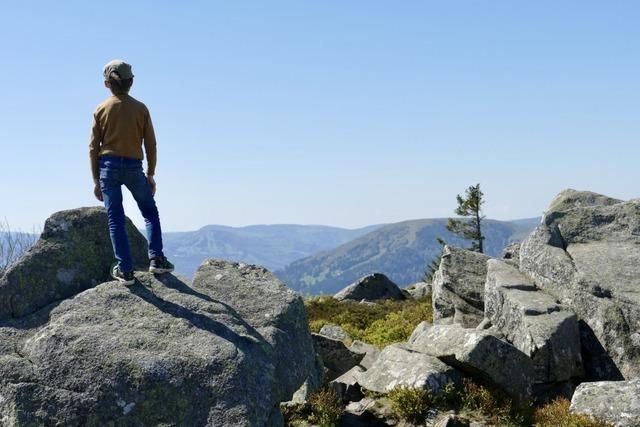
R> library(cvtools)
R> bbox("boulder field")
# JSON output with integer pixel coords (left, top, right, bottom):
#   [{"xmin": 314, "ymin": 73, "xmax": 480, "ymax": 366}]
[{"xmin": 322, "ymin": 190, "xmax": 640, "ymax": 427}]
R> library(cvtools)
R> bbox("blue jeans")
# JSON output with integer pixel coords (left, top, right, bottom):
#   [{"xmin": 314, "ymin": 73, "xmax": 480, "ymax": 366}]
[{"xmin": 99, "ymin": 155, "xmax": 164, "ymax": 272}]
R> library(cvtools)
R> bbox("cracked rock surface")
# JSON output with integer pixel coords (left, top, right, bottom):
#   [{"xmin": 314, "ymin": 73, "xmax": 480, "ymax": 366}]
[
  {"xmin": 432, "ymin": 246, "xmax": 491, "ymax": 328},
  {"xmin": 570, "ymin": 378, "xmax": 640, "ymax": 427},
  {"xmin": 519, "ymin": 189, "xmax": 640, "ymax": 379}
]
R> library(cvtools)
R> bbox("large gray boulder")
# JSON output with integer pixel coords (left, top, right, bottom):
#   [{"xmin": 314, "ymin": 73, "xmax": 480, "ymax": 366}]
[
  {"xmin": 358, "ymin": 343, "xmax": 460, "ymax": 394},
  {"xmin": 410, "ymin": 324, "xmax": 534, "ymax": 403},
  {"xmin": 333, "ymin": 273, "xmax": 405, "ymax": 302},
  {"xmin": 519, "ymin": 189, "xmax": 640, "ymax": 379},
  {"xmin": 192, "ymin": 260, "xmax": 320, "ymax": 403},
  {"xmin": 432, "ymin": 246, "xmax": 491, "ymax": 328},
  {"xmin": 484, "ymin": 259, "xmax": 583, "ymax": 384},
  {"xmin": 570, "ymin": 379, "xmax": 640, "ymax": 426},
  {"xmin": 0, "ymin": 207, "xmax": 148, "ymax": 320},
  {"xmin": 0, "ymin": 258, "xmax": 318, "ymax": 425}
]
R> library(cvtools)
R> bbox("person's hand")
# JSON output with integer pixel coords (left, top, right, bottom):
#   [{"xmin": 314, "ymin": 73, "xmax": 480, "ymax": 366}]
[
  {"xmin": 93, "ymin": 183, "xmax": 103, "ymax": 202},
  {"xmin": 147, "ymin": 175, "xmax": 156, "ymax": 196}
]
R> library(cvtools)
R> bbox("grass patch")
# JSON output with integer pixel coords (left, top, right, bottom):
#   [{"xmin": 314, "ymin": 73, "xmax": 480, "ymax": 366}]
[
  {"xmin": 459, "ymin": 378, "xmax": 530, "ymax": 426},
  {"xmin": 307, "ymin": 388, "xmax": 343, "ymax": 427},
  {"xmin": 305, "ymin": 295, "xmax": 432, "ymax": 347},
  {"xmin": 388, "ymin": 386, "xmax": 431, "ymax": 424},
  {"xmin": 387, "ymin": 380, "xmax": 530, "ymax": 426},
  {"xmin": 282, "ymin": 387, "xmax": 342, "ymax": 427},
  {"xmin": 533, "ymin": 397, "xmax": 612, "ymax": 427}
]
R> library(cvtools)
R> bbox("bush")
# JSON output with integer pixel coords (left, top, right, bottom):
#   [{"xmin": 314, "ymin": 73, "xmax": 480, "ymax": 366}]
[
  {"xmin": 459, "ymin": 379, "xmax": 531, "ymax": 426},
  {"xmin": 460, "ymin": 378, "xmax": 506, "ymax": 414},
  {"xmin": 360, "ymin": 302, "xmax": 432, "ymax": 347},
  {"xmin": 282, "ymin": 388, "xmax": 342, "ymax": 427},
  {"xmin": 388, "ymin": 386, "xmax": 432, "ymax": 424},
  {"xmin": 435, "ymin": 382, "xmax": 461, "ymax": 409},
  {"xmin": 533, "ymin": 397, "xmax": 612, "ymax": 427},
  {"xmin": 304, "ymin": 296, "xmax": 433, "ymax": 347},
  {"xmin": 307, "ymin": 387, "xmax": 343, "ymax": 427}
]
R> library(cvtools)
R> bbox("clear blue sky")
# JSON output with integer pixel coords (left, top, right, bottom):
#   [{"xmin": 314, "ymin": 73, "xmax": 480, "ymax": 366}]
[{"xmin": 1, "ymin": 1, "xmax": 638, "ymax": 231}]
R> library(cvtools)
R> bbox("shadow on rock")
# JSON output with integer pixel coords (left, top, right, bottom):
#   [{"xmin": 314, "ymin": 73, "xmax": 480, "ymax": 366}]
[
  {"xmin": 579, "ymin": 320, "xmax": 624, "ymax": 381},
  {"xmin": 127, "ymin": 274, "xmax": 268, "ymax": 350}
]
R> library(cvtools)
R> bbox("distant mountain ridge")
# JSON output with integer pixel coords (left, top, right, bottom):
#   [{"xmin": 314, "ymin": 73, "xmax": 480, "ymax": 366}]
[
  {"xmin": 275, "ymin": 217, "xmax": 539, "ymax": 295},
  {"xmin": 162, "ymin": 223, "xmax": 381, "ymax": 278},
  {"xmin": 5, "ymin": 219, "xmax": 538, "ymax": 290}
]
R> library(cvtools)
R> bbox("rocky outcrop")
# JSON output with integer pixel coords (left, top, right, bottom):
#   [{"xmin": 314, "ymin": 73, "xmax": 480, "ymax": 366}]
[
  {"xmin": 0, "ymin": 207, "xmax": 148, "ymax": 320},
  {"xmin": 330, "ymin": 366, "xmax": 365, "ymax": 403},
  {"xmin": 0, "ymin": 210, "xmax": 319, "ymax": 425},
  {"xmin": 358, "ymin": 343, "xmax": 461, "ymax": 394},
  {"xmin": 405, "ymin": 281, "xmax": 432, "ymax": 300},
  {"xmin": 519, "ymin": 189, "xmax": 640, "ymax": 379},
  {"xmin": 349, "ymin": 340, "xmax": 380, "ymax": 370},
  {"xmin": 333, "ymin": 273, "xmax": 406, "ymax": 302},
  {"xmin": 410, "ymin": 324, "xmax": 534, "ymax": 403},
  {"xmin": 570, "ymin": 379, "xmax": 640, "ymax": 426},
  {"xmin": 432, "ymin": 246, "xmax": 491, "ymax": 328},
  {"xmin": 312, "ymin": 334, "xmax": 363, "ymax": 381},
  {"xmin": 484, "ymin": 259, "xmax": 583, "ymax": 384},
  {"xmin": 192, "ymin": 259, "xmax": 320, "ymax": 404}
]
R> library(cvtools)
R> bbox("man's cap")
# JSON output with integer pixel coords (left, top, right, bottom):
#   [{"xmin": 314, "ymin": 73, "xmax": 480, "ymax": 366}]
[{"xmin": 103, "ymin": 59, "xmax": 134, "ymax": 81}]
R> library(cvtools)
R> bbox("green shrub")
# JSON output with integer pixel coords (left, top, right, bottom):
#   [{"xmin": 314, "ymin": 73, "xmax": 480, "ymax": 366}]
[
  {"xmin": 533, "ymin": 397, "xmax": 612, "ymax": 427},
  {"xmin": 435, "ymin": 382, "xmax": 461, "ymax": 408},
  {"xmin": 459, "ymin": 379, "xmax": 531, "ymax": 426},
  {"xmin": 360, "ymin": 302, "xmax": 432, "ymax": 347},
  {"xmin": 388, "ymin": 386, "xmax": 432, "ymax": 424},
  {"xmin": 304, "ymin": 296, "xmax": 433, "ymax": 347},
  {"xmin": 460, "ymin": 378, "xmax": 505, "ymax": 414},
  {"xmin": 281, "ymin": 402, "xmax": 308, "ymax": 426},
  {"xmin": 307, "ymin": 387, "xmax": 343, "ymax": 427}
]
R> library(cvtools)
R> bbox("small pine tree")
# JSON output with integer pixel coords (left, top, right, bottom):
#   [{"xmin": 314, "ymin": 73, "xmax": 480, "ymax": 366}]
[{"xmin": 446, "ymin": 183, "xmax": 485, "ymax": 253}]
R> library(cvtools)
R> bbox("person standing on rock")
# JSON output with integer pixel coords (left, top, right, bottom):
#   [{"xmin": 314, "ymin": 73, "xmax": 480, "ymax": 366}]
[{"xmin": 89, "ymin": 59, "xmax": 174, "ymax": 284}]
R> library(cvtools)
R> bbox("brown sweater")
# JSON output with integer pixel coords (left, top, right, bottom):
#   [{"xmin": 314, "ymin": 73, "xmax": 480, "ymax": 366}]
[{"xmin": 89, "ymin": 93, "xmax": 157, "ymax": 181}]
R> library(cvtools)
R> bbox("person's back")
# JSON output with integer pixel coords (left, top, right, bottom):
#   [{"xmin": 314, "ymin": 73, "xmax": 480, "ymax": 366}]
[
  {"xmin": 89, "ymin": 59, "xmax": 174, "ymax": 284},
  {"xmin": 92, "ymin": 93, "xmax": 157, "ymax": 175}
]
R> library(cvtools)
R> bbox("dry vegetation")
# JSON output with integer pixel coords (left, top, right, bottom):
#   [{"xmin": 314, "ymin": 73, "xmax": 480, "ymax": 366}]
[
  {"xmin": 304, "ymin": 295, "xmax": 433, "ymax": 347},
  {"xmin": 387, "ymin": 379, "xmax": 528, "ymax": 426},
  {"xmin": 282, "ymin": 387, "xmax": 342, "ymax": 427},
  {"xmin": 533, "ymin": 397, "xmax": 612, "ymax": 427}
]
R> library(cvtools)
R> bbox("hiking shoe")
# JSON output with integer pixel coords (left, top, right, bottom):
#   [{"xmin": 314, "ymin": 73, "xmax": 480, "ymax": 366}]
[
  {"xmin": 149, "ymin": 256, "xmax": 174, "ymax": 274},
  {"xmin": 111, "ymin": 263, "xmax": 135, "ymax": 285}
]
